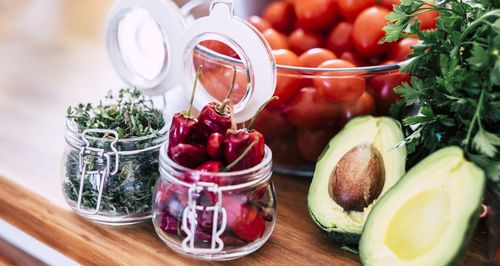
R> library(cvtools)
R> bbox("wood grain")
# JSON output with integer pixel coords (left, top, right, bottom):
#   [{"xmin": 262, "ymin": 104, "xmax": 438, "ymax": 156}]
[
  {"xmin": 0, "ymin": 175, "xmax": 490, "ymax": 266},
  {"xmin": 0, "ymin": 175, "xmax": 361, "ymax": 266},
  {"xmin": 0, "ymin": 238, "xmax": 45, "ymax": 266}
]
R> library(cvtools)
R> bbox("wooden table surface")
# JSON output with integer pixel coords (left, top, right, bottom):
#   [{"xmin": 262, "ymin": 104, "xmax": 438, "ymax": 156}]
[{"xmin": 0, "ymin": 1, "xmax": 490, "ymax": 265}]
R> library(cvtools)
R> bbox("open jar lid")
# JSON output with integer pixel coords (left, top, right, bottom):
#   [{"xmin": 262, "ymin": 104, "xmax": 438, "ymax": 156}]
[
  {"xmin": 106, "ymin": 0, "xmax": 186, "ymax": 96},
  {"xmin": 107, "ymin": 0, "xmax": 276, "ymax": 123}
]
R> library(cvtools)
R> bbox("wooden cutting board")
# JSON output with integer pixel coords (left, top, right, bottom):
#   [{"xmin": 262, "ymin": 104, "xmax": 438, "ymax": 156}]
[{"xmin": 0, "ymin": 175, "xmax": 489, "ymax": 266}]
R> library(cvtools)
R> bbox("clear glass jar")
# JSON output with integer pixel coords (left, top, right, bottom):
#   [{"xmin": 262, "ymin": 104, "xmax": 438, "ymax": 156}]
[
  {"xmin": 62, "ymin": 119, "xmax": 167, "ymax": 225},
  {"xmin": 152, "ymin": 142, "xmax": 276, "ymax": 261}
]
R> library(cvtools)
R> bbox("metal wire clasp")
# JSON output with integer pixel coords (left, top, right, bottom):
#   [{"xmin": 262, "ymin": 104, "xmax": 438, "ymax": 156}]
[
  {"xmin": 76, "ymin": 129, "xmax": 120, "ymax": 215},
  {"xmin": 181, "ymin": 182, "xmax": 227, "ymax": 253},
  {"xmin": 209, "ymin": 0, "xmax": 234, "ymax": 16}
]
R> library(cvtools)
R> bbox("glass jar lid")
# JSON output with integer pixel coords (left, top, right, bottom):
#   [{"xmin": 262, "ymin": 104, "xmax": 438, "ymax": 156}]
[
  {"xmin": 174, "ymin": 0, "xmax": 276, "ymax": 123},
  {"xmin": 106, "ymin": 0, "xmax": 276, "ymax": 123},
  {"xmin": 106, "ymin": 0, "xmax": 186, "ymax": 96}
]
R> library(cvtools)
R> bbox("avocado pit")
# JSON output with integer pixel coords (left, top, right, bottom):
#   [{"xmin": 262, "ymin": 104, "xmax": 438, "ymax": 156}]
[{"xmin": 329, "ymin": 144, "xmax": 385, "ymax": 211}]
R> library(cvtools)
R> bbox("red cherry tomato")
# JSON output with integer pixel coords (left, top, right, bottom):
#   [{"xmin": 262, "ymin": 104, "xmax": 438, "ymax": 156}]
[
  {"xmin": 352, "ymin": 6, "xmax": 391, "ymax": 58},
  {"xmin": 387, "ymin": 37, "xmax": 419, "ymax": 62},
  {"xmin": 294, "ymin": 0, "xmax": 337, "ymax": 31},
  {"xmin": 314, "ymin": 59, "xmax": 366, "ymax": 102},
  {"xmin": 263, "ymin": 28, "xmax": 289, "ymax": 50},
  {"xmin": 415, "ymin": 4, "xmax": 439, "ymax": 30},
  {"xmin": 336, "ymin": 0, "xmax": 376, "ymax": 21},
  {"xmin": 339, "ymin": 91, "xmax": 375, "ymax": 121},
  {"xmin": 253, "ymin": 107, "xmax": 294, "ymax": 139},
  {"xmin": 299, "ymin": 48, "xmax": 337, "ymax": 68},
  {"xmin": 326, "ymin": 22, "xmax": 354, "ymax": 56},
  {"xmin": 270, "ymin": 49, "xmax": 302, "ymax": 108},
  {"xmin": 340, "ymin": 51, "xmax": 367, "ymax": 66},
  {"xmin": 496, "ymin": 247, "xmax": 500, "ymax": 265},
  {"xmin": 247, "ymin": 16, "xmax": 271, "ymax": 32},
  {"xmin": 223, "ymin": 196, "xmax": 266, "ymax": 242},
  {"xmin": 198, "ymin": 65, "xmax": 247, "ymax": 104},
  {"xmin": 299, "ymin": 48, "xmax": 337, "ymax": 87},
  {"xmin": 262, "ymin": 1, "xmax": 295, "ymax": 33},
  {"xmin": 266, "ymin": 132, "xmax": 304, "ymax": 166},
  {"xmin": 193, "ymin": 49, "xmax": 218, "ymax": 73},
  {"xmin": 368, "ymin": 67, "xmax": 411, "ymax": 114},
  {"xmin": 199, "ymin": 40, "xmax": 239, "ymax": 59},
  {"xmin": 379, "ymin": 0, "xmax": 400, "ymax": 10},
  {"xmin": 288, "ymin": 29, "xmax": 324, "ymax": 55},
  {"xmin": 296, "ymin": 128, "xmax": 338, "ymax": 162},
  {"xmin": 283, "ymin": 87, "xmax": 339, "ymax": 129}
]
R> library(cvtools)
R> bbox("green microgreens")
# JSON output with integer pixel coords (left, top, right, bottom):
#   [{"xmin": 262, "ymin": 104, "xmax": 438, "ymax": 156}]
[{"xmin": 66, "ymin": 88, "xmax": 164, "ymax": 138}]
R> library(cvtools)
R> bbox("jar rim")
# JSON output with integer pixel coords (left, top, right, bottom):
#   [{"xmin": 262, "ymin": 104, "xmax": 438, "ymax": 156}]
[
  {"xmin": 195, "ymin": 44, "xmax": 412, "ymax": 73},
  {"xmin": 65, "ymin": 118, "xmax": 168, "ymax": 143},
  {"xmin": 159, "ymin": 141, "xmax": 273, "ymax": 188},
  {"xmin": 64, "ymin": 118, "xmax": 168, "ymax": 154}
]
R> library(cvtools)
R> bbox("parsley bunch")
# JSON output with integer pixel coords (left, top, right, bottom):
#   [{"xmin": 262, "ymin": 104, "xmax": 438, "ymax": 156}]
[{"xmin": 384, "ymin": 0, "xmax": 500, "ymax": 181}]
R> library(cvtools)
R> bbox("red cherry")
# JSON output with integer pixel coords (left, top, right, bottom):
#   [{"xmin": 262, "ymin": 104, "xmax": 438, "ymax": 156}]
[
  {"xmin": 207, "ymin": 132, "xmax": 225, "ymax": 160},
  {"xmin": 168, "ymin": 143, "xmax": 207, "ymax": 168}
]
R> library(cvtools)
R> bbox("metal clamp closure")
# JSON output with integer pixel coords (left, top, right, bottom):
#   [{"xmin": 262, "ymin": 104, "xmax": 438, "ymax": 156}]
[
  {"xmin": 77, "ymin": 129, "xmax": 119, "ymax": 215},
  {"xmin": 209, "ymin": 0, "xmax": 234, "ymax": 17},
  {"xmin": 181, "ymin": 182, "xmax": 227, "ymax": 253}
]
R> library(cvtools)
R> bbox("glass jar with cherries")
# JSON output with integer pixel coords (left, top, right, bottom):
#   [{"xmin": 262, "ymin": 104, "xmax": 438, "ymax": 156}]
[
  {"xmin": 151, "ymin": 59, "xmax": 277, "ymax": 260},
  {"xmin": 153, "ymin": 143, "xmax": 275, "ymax": 260}
]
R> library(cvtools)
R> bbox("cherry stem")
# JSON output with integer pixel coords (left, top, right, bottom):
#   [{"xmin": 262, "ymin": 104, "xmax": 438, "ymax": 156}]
[
  {"xmin": 247, "ymin": 96, "xmax": 279, "ymax": 131},
  {"xmin": 229, "ymin": 100, "xmax": 237, "ymax": 131},
  {"xmin": 217, "ymin": 65, "xmax": 237, "ymax": 114},
  {"xmin": 223, "ymin": 140, "xmax": 258, "ymax": 171},
  {"xmin": 187, "ymin": 65, "xmax": 203, "ymax": 117}
]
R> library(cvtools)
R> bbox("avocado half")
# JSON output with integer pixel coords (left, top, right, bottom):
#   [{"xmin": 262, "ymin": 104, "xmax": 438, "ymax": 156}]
[
  {"xmin": 308, "ymin": 116, "xmax": 406, "ymax": 244},
  {"xmin": 360, "ymin": 146, "xmax": 485, "ymax": 265}
]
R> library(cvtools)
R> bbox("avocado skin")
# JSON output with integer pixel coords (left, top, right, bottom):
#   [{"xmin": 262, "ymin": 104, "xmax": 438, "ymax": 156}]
[
  {"xmin": 326, "ymin": 230, "xmax": 360, "ymax": 245},
  {"xmin": 445, "ymin": 203, "xmax": 482, "ymax": 266},
  {"xmin": 309, "ymin": 206, "xmax": 360, "ymax": 245}
]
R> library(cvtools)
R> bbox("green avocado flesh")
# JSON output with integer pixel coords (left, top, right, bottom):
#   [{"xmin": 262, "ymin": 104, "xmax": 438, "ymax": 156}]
[
  {"xmin": 360, "ymin": 146, "xmax": 485, "ymax": 266},
  {"xmin": 308, "ymin": 116, "xmax": 406, "ymax": 244}
]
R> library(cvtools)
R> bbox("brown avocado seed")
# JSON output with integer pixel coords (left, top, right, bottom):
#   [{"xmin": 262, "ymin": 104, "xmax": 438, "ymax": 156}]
[{"xmin": 329, "ymin": 144, "xmax": 385, "ymax": 212}]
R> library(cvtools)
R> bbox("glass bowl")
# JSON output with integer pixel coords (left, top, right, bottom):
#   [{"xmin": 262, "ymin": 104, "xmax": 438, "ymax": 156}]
[
  {"xmin": 191, "ymin": 45, "xmax": 410, "ymax": 176},
  {"xmin": 174, "ymin": 0, "xmax": 411, "ymax": 176}
]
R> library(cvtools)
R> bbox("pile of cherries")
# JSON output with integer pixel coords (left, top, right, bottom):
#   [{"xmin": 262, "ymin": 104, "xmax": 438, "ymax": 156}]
[
  {"xmin": 198, "ymin": 0, "xmax": 439, "ymax": 163},
  {"xmin": 155, "ymin": 66, "xmax": 273, "ymax": 247}
]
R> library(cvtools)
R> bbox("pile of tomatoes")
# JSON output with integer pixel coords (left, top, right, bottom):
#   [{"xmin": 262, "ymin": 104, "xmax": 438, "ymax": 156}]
[{"xmin": 199, "ymin": 0, "xmax": 438, "ymax": 163}]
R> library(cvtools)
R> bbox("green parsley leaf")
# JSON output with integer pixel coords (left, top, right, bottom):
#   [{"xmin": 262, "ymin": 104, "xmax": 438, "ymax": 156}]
[
  {"xmin": 385, "ymin": 0, "xmax": 500, "ymax": 181},
  {"xmin": 472, "ymin": 127, "xmax": 500, "ymax": 158}
]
